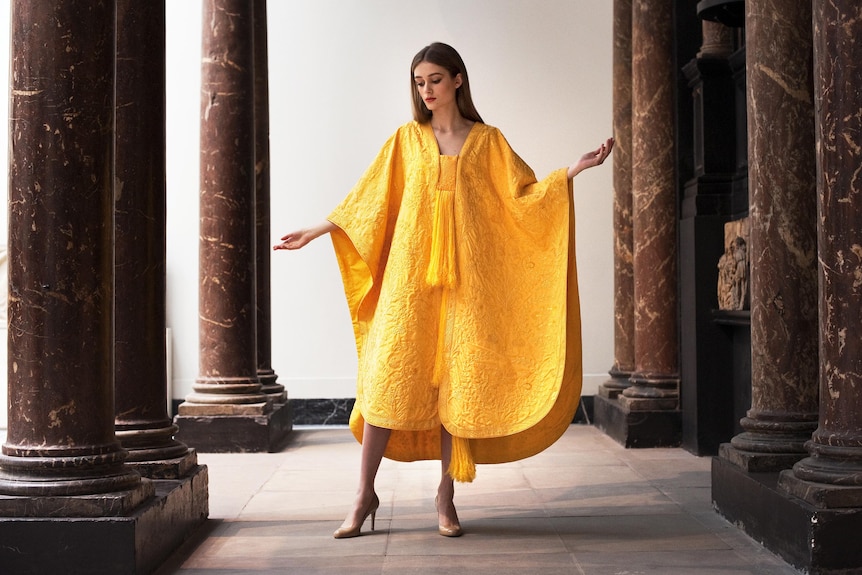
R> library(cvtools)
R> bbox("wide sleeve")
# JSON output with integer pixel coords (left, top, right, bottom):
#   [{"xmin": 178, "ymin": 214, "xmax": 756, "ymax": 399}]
[
  {"xmin": 481, "ymin": 128, "xmax": 572, "ymax": 239},
  {"xmin": 327, "ymin": 128, "xmax": 406, "ymax": 355}
]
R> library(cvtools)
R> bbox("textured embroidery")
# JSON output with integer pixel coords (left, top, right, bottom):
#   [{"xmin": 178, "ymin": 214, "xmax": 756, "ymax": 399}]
[{"xmin": 328, "ymin": 121, "xmax": 583, "ymax": 470}]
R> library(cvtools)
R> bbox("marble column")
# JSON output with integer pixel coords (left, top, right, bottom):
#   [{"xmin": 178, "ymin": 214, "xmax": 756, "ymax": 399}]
[
  {"xmin": 188, "ymin": 0, "xmax": 264, "ymax": 409},
  {"xmin": 175, "ymin": 0, "xmax": 291, "ymax": 451},
  {"xmin": 722, "ymin": 0, "xmax": 818, "ymax": 472},
  {"xmin": 600, "ymin": 0, "xmax": 635, "ymax": 399},
  {"xmin": 699, "ymin": 19, "xmax": 734, "ymax": 59},
  {"xmin": 253, "ymin": 0, "xmax": 286, "ymax": 402},
  {"xmin": 779, "ymin": 0, "xmax": 862, "ymax": 507},
  {"xmin": 714, "ymin": 4, "xmax": 862, "ymax": 571},
  {"xmin": 619, "ymin": 0, "xmax": 679, "ymax": 410},
  {"xmin": 0, "ymin": 0, "xmax": 149, "ymax": 510},
  {"xmin": 114, "ymin": 0, "xmax": 196, "ymax": 478}
]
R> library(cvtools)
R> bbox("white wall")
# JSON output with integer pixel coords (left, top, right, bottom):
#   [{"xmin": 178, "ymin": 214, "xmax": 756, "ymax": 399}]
[{"xmin": 2, "ymin": 1, "xmax": 615, "ymax": 430}]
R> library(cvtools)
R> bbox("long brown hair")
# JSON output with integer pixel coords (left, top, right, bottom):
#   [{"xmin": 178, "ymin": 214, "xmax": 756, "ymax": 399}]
[{"xmin": 410, "ymin": 43, "xmax": 484, "ymax": 124}]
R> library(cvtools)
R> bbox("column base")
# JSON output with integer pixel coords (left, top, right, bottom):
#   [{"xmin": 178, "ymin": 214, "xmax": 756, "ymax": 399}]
[
  {"xmin": 593, "ymin": 394, "xmax": 681, "ymax": 448},
  {"xmin": 258, "ymin": 369, "xmax": 288, "ymax": 403},
  {"xmin": 127, "ymin": 449, "xmax": 199, "ymax": 480},
  {"xmin": 0, "ymin": 479, "xmax": 154, "ymax": 518},
  {"xmin": 598, "ymin": 376, "xmax": 631, "ymax": 399},
  {"xmin": 712, "ymin": 453, "xmax": 862, "ymax": 574},
  {"xmin": 0, "ymin": 464, "xmax": 208, "ymax": 575},
  {"xmin": 174, "ymin": 400, "xmax": 293, "ymax": 453},
  {"xmin": 779, "ymin": 469, "xmax": 862, "ymax": 509},
  {"xmin": 719, "ymin": 442, "xmax": 807, "ymax": 473},
  {"xmin": 618, "ymin": 394, "xmax": 679, "ymax": 411}
]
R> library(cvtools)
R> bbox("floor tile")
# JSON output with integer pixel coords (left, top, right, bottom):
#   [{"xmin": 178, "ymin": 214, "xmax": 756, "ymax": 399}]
[
  {"xmin": 552, "ymin": 513, "xmax": 730, "ymax": 553},
  {"xmin": 154, "ymin": 425, "xmax": 802, "ymax": 575},
  {"xmin": 383, "ymin": 552, "xmax": 582, "ymax": 575},
  {"xmin": 573, "ymin": 548, "xmax": 801, "ymax": 575},
  {"xmin": 386, "ymin": 516, "xmax": 568, "ymax": 557}
]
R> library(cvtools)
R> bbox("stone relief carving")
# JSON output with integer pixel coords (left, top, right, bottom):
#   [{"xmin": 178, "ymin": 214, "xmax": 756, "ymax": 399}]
[{"xmin": 717, "ymin": 218, "xmax": 749, "ymax": 311}]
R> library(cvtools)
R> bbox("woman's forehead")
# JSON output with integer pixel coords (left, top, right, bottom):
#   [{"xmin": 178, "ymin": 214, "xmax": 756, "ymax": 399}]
[{"xmin": 413, "ymin": 61, "xmax": 449, "ymax": 78}]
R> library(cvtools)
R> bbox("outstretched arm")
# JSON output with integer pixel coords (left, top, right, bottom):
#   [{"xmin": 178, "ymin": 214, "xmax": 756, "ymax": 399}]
[
  {"xmin": 273, "ymin": 220, "xmax": 338, "ymax": 251},
  {"xmin": 567, "ymin": 137, "xmax": 614, "ymax": 180}
]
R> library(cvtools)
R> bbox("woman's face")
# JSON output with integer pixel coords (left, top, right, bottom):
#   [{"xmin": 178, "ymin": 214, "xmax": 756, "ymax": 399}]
[{"xmin": 413, "ymin": 61, "xmax": 462, "ymax": 113}]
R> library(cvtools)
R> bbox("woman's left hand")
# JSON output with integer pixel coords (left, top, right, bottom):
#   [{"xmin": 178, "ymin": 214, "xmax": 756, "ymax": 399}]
[{"xmin": 567, "ymin": 137, "xmax": 614, "ymax": 179}]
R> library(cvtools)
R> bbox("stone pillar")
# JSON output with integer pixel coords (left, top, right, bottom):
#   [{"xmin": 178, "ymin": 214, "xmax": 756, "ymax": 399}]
[
  {"xmin": 175, "ymin": 0, "xmax": 291, "ymax": 452},
  {"xmin": 722, "ymin": 0, "xmax": 818, "ymax": 471},
  {"xmin": 620, "ymin": 0, "xmax": 680, "ymax": 412},
  {"xmin": 595, "ymin": 0, "xmax": 681, "ymax": 447},
  {"xmin": 599, "ymin": 0, "xmax": 635, "ymax": 399},
  {"xmin": 114, "ymin": 0, "xmax": 196, "ymax": 477},
  {"xmin": 0, "ymin": 0, "xmax": 149, "ymax": 506},
  {"xmin": 193, "ymin": 0, "xmax": 263, "ymax": 408},
  {"xmin": 253, "ymin": 0, "xmax": 286, "ymax": 402},
  {"xmin": 699, "ymin": 19, "xmax": 734, "ymax": 59},
  {"xmin": 0, "ymin": 4, "xmax": 207, "ymax": 571},
  {"xmin": 713, "ymin": 3, "xmax": 862, "ymax": 573},
  {"xmin": 779, "ymin": 0, "xmax": 862, "ymax": 507}
]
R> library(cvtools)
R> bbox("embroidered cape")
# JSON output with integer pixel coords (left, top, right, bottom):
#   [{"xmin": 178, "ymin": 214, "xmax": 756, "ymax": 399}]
[{"xmin": 328, "ymin": 121, "xmax": 582, "ymax": 478}]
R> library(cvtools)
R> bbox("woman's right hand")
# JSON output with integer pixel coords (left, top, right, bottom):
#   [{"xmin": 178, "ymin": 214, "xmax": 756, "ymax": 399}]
[{"xmin": 273, "ymin": 220, "xmax": 337, "ymax": 251}]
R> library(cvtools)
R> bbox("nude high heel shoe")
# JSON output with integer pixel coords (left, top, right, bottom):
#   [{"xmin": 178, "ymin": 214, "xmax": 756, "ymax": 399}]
[
  {"xmin": 435, "ymin": 495, "xmax": 463, "ymax": 537},
  {"xmin": 333, "ymin": 493, "xmax": 380, "ymax": 539}
]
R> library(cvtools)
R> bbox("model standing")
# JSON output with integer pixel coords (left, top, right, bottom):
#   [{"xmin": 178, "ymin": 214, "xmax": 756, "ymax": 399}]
[{"xmin": 275, "ymin": 42, "xmax": 613, "ymax": 538}]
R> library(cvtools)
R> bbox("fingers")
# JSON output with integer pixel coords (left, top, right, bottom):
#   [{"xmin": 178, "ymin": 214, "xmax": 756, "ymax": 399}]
[
  {"xmin": 273, "ymin": 241, "xmax": 301, "ymax": 251},
  {"xmin": 595, "ymin": 137, "xmax": 614, "ymax": 165},
  {"xmin": 273, "ymin": 233, "xmax": 301, "ymax": 250}
]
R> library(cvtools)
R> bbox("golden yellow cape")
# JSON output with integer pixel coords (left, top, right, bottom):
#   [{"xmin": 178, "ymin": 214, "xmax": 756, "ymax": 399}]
[{"xmin": 328, "ymin": 121, "xmax": 582, "ymax": 471}]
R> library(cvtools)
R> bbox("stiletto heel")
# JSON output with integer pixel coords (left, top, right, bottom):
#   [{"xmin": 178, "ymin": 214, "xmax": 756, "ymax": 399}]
[
  {"xmin": 435, "ymin": 495, "xmax": 463, "ymax": 537},
  {"xmin": 333, "ymin": 493, "xmax": 380, "ymax": 539}
]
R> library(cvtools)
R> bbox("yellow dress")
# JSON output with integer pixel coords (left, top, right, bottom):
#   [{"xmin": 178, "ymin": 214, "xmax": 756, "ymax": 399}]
[{"xmin": 327, "ymin": 121, "xmax": 582, "ymax": 480}]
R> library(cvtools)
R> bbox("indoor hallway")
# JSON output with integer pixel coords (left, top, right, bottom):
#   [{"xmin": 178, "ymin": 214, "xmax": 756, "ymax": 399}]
[{"xmin": 154, "ymin": 424, "xmax": 801, "ymax": 575}]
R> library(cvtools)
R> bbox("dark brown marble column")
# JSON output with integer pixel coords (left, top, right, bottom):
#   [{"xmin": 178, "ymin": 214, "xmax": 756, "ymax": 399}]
[
  {"xmin": 253, "ymin": 0, "xmax": 286, "ymax": 402},
  {"xmin": 619, "ymin": 0, "xmax": 679, "ymax": 410},
  {"xmin": 114, "ymin": 0, "xmax": 195, "ymax": 478},
  {"xmin": 779, "ymin": 0, "xmax": 862, "ymax": 507},
  {"xmin": 175, "ymin": 0, "xmax": 291, "ymax": 451},
  {"xmin": 187, "ymin": 0, "xmax": 265, "ymax": 410},
  {"xmin": 600, "ymin": 0, "xmax": 635, "ymax": 399},
  {"xmin": 0, "ymin": 0, "xmax": 149, "ymax": 510},
  {"xmin": 722, "ymin": 0, "xmax": 818, "ymax": 472}
]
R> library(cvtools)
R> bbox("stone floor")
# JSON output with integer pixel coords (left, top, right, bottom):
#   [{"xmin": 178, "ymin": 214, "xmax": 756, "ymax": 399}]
[{"xmin": 153, "ymin": 424, "xmax": 801, "ymax": 575}]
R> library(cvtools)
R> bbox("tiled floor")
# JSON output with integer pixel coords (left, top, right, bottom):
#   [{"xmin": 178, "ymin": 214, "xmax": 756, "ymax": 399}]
[{"xmin": 155, "ymin": 425, "xmax": 800, "ymax": 575}]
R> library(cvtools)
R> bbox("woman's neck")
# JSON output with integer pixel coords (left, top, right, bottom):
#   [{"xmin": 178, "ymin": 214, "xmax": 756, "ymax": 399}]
[{"xmin": 431, "ymin": 107, "xmax": 469, "ymax": 134}]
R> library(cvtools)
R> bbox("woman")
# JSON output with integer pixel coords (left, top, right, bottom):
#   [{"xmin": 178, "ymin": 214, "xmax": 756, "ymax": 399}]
[{"xmin": 274, "ymin": 42, "xmax": 613, "ymax": 539}]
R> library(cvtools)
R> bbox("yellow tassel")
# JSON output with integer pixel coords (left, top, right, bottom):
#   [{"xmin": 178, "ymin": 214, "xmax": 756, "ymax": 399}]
[
  {"xmin": 431, "ymin": 289, "xmax": 449, "ymax": 387},
  {"xmin": 448, "ymin": 435, "xmax": 476, "ymax": 483},
  {"xmin": 427, "ymin": 187, "xmax": 457, "ymax": 288}
]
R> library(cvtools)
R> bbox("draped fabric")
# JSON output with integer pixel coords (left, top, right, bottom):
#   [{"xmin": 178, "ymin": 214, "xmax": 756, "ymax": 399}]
[{"xmin": 327, "ymin": 121, "xmax": 582, "ymax": 473}]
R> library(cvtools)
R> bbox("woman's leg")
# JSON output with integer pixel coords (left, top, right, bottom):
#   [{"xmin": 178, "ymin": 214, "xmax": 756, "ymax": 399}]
[
  {"xmin": 338, "ymin": 421, "xmax": 391, "ymax": 531},
  {"xmin": 437, "ymin": 426, "xmax": 461, "ymax": 530}
]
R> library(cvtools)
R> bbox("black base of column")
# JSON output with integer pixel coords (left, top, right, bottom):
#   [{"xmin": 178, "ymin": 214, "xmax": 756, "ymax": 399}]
[
  {"xmin": 0, "ymin": 465, "xmax": 208, "ymax": 575},
  {"xmin": 593, "ymin": 395, "xmax": 682, "ymax": 448},
  {"xmin": 712, "ymin": 452, "xmax": 862, "ymax": 574},
  {"xmin": 174, "ymin": 401, "xmax": 293, "ymax": 453}
]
